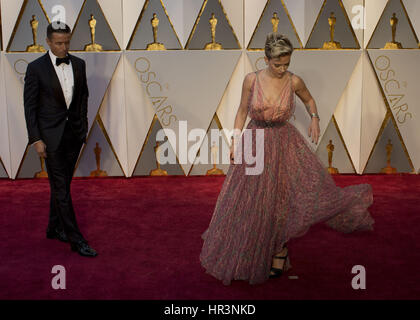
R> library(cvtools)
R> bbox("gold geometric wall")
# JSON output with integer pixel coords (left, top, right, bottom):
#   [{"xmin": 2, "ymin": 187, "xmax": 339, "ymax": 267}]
[{"xmin": 0, "ymin": 0, "xmax": 419, "ymax": 179}]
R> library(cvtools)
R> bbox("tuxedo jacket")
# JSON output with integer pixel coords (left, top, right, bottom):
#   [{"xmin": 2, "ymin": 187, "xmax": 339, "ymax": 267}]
[{"xmin": 24, "ymin": 53, "xmax": 89, "ymax": 152}]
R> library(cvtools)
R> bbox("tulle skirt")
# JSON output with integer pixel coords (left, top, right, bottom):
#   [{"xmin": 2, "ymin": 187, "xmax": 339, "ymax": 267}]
[{"xmin": 200, "ymin": 119, "xmax": 374, "ymax": 285}]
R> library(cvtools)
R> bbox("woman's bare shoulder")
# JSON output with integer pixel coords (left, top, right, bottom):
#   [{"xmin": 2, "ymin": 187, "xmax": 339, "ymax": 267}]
[
  {"xmin": 243, "ymin": 72, "xmax": 257, "ymax": 87},
  {"xmin": 291, "ymin": 73, "xmax": 305, "ymax": 91}
]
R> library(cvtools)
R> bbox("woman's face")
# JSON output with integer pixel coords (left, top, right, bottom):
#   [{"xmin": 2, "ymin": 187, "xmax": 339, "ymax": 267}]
[{"xmin": 265, "ymin": 55, "xmax": 291, "ymax": 78}]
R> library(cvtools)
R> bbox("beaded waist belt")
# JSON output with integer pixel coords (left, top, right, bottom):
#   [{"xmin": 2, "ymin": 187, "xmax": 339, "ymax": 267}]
[{"xmin": 253, "ymin": 119, "xmax": 288, "ymax": 128}]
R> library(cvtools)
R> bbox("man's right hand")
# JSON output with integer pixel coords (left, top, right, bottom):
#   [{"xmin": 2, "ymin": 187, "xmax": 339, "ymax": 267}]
[{"xmin": 33, "ymin": 140, "xmax": 47, "ymax": 158}]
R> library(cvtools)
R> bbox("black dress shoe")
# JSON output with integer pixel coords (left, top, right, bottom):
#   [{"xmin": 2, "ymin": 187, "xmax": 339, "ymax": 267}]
[
  {"xmin": 46, "ymin": 228, "xmax": 68, "ymax": 242},
  {"xmin": 70, "ymin": 241, "xmax": 98, "ymax": 257}
]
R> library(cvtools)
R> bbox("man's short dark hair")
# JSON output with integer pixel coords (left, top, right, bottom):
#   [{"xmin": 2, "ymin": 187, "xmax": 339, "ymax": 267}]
[{"xmin": 47, "ymin": 22, "xmax": 72, "ymax": 39}]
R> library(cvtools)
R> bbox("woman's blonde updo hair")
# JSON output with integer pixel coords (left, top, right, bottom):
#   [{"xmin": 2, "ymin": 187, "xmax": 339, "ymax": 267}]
[{"xmin": 265, "ymin": 32, "xmax": 293, "ymax": 59}]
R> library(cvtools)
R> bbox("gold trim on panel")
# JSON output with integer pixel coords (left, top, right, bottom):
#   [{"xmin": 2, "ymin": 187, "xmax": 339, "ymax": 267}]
[
  {"xmin": 126, "ymin": 0, "xmax": 182, "ymax": 50},
  {"xmin": 6, "ymin": 0, "xmax": 51, "ymax": 52},
  {"xmin": 362, "ymin": 51, "xmax": 414, "ymax": 173},
  {"xmin": 247, "ymin": 0, "xmax": 303, "ymax": 50},
  {"xmin": 185, "ymin": 0, "xmax": 241, "ymax": 50},
  {"xmin": 70, "ymin": 0, "xmax": 121, "ymax": 52},
  {"xmin": 331, "ymin": 115, "xmax": 357, "ymax": 173},
  {"xmin": 305, "ymin": 0, "xmax": 360, "ymax": 49},
  {"xmin": 96, "ymin": 116, "xmax": 126, "ymax": 175}
]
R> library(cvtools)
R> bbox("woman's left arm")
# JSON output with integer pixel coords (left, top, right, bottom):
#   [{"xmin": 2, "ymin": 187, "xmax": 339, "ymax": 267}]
[{"xmin": 292, "ymin": 75, "xmax": 320, "ymax": 144}]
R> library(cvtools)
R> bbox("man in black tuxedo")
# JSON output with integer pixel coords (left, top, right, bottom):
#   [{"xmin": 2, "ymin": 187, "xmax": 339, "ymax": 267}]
[{"xmin": 24, "ymin": 22, "xmax": 97, "ymax": 257}]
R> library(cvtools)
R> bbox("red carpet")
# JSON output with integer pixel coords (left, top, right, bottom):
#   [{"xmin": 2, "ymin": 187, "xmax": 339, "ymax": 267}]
[{"xmin": 0, "ymin": 175, "xmax": 419, "ymax": 300}]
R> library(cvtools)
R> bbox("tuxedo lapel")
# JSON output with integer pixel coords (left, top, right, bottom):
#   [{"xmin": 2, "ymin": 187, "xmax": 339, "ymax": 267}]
[
  {"xmin": 69, "ymin": 54, "xmax": 80, "ymax": 107},
  {"xmin": 43, "ymin": 53, "xmax": 67, "ymax": 108}
]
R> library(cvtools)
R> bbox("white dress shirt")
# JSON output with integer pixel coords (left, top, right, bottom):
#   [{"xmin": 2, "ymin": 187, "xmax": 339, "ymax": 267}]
[{"xmin": 49, "ymin": 50, "xmax": 74, "ymax": 109}]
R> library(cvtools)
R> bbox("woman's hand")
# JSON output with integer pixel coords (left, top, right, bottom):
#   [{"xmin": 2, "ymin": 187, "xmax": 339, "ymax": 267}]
[{"xmin": 308, "ymin": 118, "xmax": 320, "ymax": 144}]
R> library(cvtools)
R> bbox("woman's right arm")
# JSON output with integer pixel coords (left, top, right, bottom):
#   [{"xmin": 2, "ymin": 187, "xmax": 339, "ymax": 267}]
[
  {"xmin": 230, "ymin": 73, "xmax": 255, "ymax": 162},
  {"xmin": 232, "ymin": 72, "xmax": 254, "ymax": 141}
]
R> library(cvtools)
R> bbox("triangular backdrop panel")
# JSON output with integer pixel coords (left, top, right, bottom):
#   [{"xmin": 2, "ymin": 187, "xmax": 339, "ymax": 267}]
[
  {"xmin": 368, "ymin": 49, "xmax": 420, "ymax": 172},
  {"xmin": 367, "ymin": 0, "xmax": 418, "ymax": 49},
  {"xmin": 127, "ymin": 0, "xmax": 182, "ymax": 50},
  {"xmin": 246, "ymin": 50, "xmax": 360, "ymax": 152},
  {"xmin": 121, "ymin": 53, "xmax": 156, "ymax": 176},
  {"xmin": 161, "ymin": 0, "xmax": 203, "ymax": 48},
  {"xmin": 333, "ymin": 51, "xmax": 362, "ymax": 172},
  {"xmin": 125, "ymin": 50, "xmax": 241, "ymax": 175},
  {"xmin": 189, "ymin": 115, "xmax": 230, "ymax": 176},
  {"xmin": 247, "ymin": 0, "xmax": 302, "ymax": 49},
  {"xmin": 133, "ymin": 116, "xmax": 185, "ymax": 176},
  {"xmin": 1, "ymin": 0, "xmax": 25, "ymax": 50},
  {"xmin": 98, "ymin": 54, "xmax": 128, "ymax": 176},
  {"xmin": 4, "ymin": 53, "xmax": 44, "ymax": 178},
  {"xmin": 75, "ymin": 120, "xmax": 124, "ymax": 177},
  {"xmin": 186, "ymin": 0, "xmax": 240, "ymax": 49},
  {"xmin": 7, "ymin": 0, "xmax": 50, "ymax": 52},
  {"xmin": 315, "ymin": 117, "xmax": 355, "ymax": 173},
  {"xmin": 0, "ymin": 159, "xmax": 8, "ymax": 178},
  {"xmin": 359, "ymin": 51, "xmax": 388, "ymax": 173},
  {"xmin": 40, "ymin": 0, "xmax": 84, "ymax": 30},
  {"xmin": 70, "ymin": 0, "xmax": 120, "ymax": 51},
  {"xmin": 0, "ymin": 53, "xmax": 11, "ymax": 177},
  {"xmin": 363, "ymin": 117, "xmax": 412, "ymax": 173},
  {"xmin": 305, "ymin": 0, "xmax": 360, "ymax": 49},
  {"xmin": 216, "ymin": 51, "xmax": 253, "ymax": 133},
  {"xmin": 71, "ymin": 52, "xmax": 121, "ymax": 132},
  {"xmin": 364, "ymin": 0, "xmax": 388, "ymax": 48},
  {"xmin": 402, "ymin": 0, "xmax": 420, "ymax": 42},
  {"xmin": 16, "ymin": 146, "xmax": 42, "ymax": 178},
  {"xmin": 341, "ymin": 0, "xmax": 364, "ymax": 48}
]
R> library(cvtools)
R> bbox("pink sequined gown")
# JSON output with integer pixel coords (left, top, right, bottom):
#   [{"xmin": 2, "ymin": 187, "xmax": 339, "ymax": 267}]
[{"xmin": 200, "ymin": 70, "xmax": 374, "ymax": 285}]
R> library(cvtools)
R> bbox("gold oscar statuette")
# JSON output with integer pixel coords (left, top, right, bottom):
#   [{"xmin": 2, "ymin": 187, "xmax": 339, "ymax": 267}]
[
  {"xmin": 326, "ymin": 140, "xmax": 339, "ymax": 174},
  {"xmin": 383, "ymin": 13, "xmax": 403, "ymax": 49},
  {"xmin": 323, "ymin": 12, "xmax": 342, "ymax": 50},
  {"xmin": 150, "ymin": 141, "xmax": 168, "ymax": 176},
  {"xmin": 206, "ymin": 142, "xmax": 224, "ymax": 176},
  {"xmin": 34, "ymin": 156, "xmax": 48, "ymax": 178},
  {"xmin": 271, "ymin": 12, "xmax": 280, "ymax": 33},
  {"xmin": 381, "ymin": 139, "xmax": 397, "ymax": 174},
  {"xmin": 26, "ymin": 15, "xmax": 46, "ymax": 52},
  {"xmin": 204, "ymin": 13, "xmax": 223, "ymax": 50},
  {"xmin": 146, "ymin": 13, "xmax": 166, "ymax": 50},
  {"xmin": 90, "ymin": 142, "xmax": 108, "ymax": 177},
  {"xmin": 84, "ymin": 14, "xmax": 103, "ymax": 52}
]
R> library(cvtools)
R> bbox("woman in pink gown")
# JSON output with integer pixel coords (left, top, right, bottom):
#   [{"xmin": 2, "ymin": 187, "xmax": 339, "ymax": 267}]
[{"xmin": 200, "ymin": 33, "xmax": 374, "ymax": 285}]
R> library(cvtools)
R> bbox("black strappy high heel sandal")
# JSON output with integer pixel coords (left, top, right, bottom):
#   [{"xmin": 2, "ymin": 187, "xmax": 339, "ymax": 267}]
[{"xmin": 269, "ymin": 247, "xmax": 291, "ymax": 278}]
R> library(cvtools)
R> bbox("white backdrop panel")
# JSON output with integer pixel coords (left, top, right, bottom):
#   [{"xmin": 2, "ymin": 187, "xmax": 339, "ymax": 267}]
[
  {"xmin": 1, "ymin": 0, "xmax": 25, "ymax": 50},
  {"xmin": 368, "ymin": 49, "xmax": 420, "ymax": 172},
  {"xmin": 125, "ymin": 50, "xmax": 241, "ymax": 174},
  {"xmin": 0, "ymin": 53, "xmax": 11, "ymax": 177},
  {"xmin": 99, "ymin": 54, "xmax": 128, "ymax": 176},
  {"xmin": 4, "ymin": 53, "xmax": 44, "ymax": 178}
]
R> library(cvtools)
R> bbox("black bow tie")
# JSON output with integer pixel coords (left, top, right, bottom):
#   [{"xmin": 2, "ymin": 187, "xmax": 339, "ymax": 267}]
[{"xmin": 56, "ymin": 56, "xmax": 70, "ymax": 66}]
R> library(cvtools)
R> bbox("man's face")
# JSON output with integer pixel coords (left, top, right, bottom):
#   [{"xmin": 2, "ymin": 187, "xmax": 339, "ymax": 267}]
[{"xmin": 46, "ymin": 32, "xmax": 71, "ymax": 58}]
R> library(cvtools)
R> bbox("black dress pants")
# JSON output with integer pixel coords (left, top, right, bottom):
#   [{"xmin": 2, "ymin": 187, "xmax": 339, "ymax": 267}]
[{"xmin": 45, "ymin": 121, "xmax": 85, "ymax": 244}]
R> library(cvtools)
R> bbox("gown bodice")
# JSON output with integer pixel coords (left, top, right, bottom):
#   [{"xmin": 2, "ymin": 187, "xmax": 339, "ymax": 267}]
[{"xmin": 249, "ymin": 70, "xmax": 296, "ymax": 123}]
